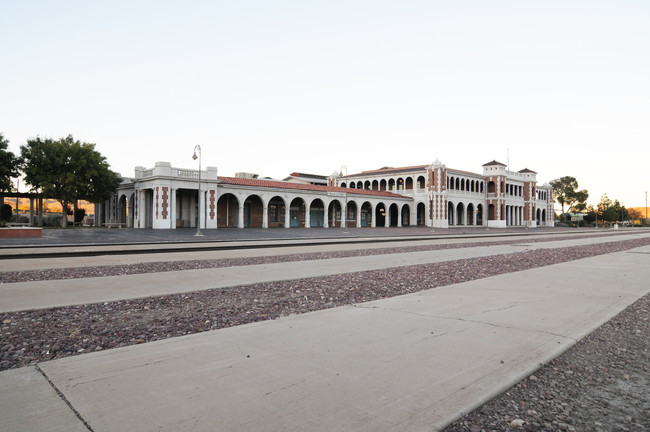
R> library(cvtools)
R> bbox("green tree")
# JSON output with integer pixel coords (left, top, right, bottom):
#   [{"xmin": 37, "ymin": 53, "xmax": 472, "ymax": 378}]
[
  {"xmin": 597, "ymin": 194, "xmax": 629, "ymax": 223},
  {"xmin": 19, "ymin": 135, "xmax": 121, "ymax": 227},
  {"xmin": 550, "ymin": 176, "xmax": 589, "ymax": 214},
  {"xmin": 0, "ymin": 133, "xmax": 20, "ymax": 192}
]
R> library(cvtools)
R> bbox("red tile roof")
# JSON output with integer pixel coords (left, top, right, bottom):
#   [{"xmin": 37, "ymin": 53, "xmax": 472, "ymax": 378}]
[
  {"xmin": 218, "ymin": 177, "xmax": 407, "ymax": 199},
  {"xmin": 482, "ymin": 160, "xmax": 507, "ymax": 167}
]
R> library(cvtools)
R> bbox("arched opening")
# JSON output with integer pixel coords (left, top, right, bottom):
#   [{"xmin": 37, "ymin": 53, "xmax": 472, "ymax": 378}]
[
  {"xmin": 267, "ymin": 196, "xmax": 286, "ymax": 228},
  {"xmin": 417, "ymin": 176, "xmax": 425, "ymax": 190},
  {"xmin": 128, "ymin": 193, "xmax": 134, "ymax": 227},
  {"xmin": 480, "ymin": 182, "xmax": 484, "ymax": 193},
  {"xmin": 461, "ymin": 179, "xmax": 465, "ymax": 191},
  {"xmin": 397, "ymin": 178, "xmax": 404, "ymax": 191},
  {"xmin": 217, "ymin": 193, "xmax": 239, "ymax": 227},
  {"xmin": 448, "ymin": 201, "xmax": 455, "ymax": 225},
  {"xmin": 417, "ymin": 202, "xmax": 426, "ymax": 226},
  {"xmin": 456, "ymin": 203, "xmax": 465, "ymax": 225},
  {"xmin": 309, "ymin": 199, "xmax": 325, "ymax": 227},
  {"xmin": 401, "ymin": 204, "xmax": 411, "ymax": 226},
  {"xmin": 375, "ymin": 203, "xmax": 387, "ymax": 227},
  {"xmin": 243, "ymin": 195, "xmax": 264, "ymax": 228},
  {"xmin": 340, "ymin": 182, "xmax": 347, "ymax": 188},
  {"xmin": 542, "ymin": 209, "xmax": 547, "ymax": 223},
  {"xmin": 488, "ymin": 204, "xmax": 496, "ymax": 221},
  {"xmin": 356, "ymin": 181, "xmax": 363, "ymax": 189},
  {"xmin": 405, "ymin": 177, "xmax": 413, "ymax": 191},
  {"xmin": 380, "ymin": 179, "xmax": 387, "ymax": 191},
  {"xmin": 536, "ymin": 208, "xmax": 541, "ymax": 225},
  {"xmin": 477, "ymin": 204, "xmax": 484, "ymax": 225},
  {"xmin": 455, "ymin": 178, "xmax": 460, "ymax": 190},
  {"xmin": 389, "ymin": 203, "xmax": 399, "ymax": 227},
  {"xmin": 289, "ymin": 197, "xmax": 306, "ymax": 227},
  {"xmin": 328, "ymin": 200, "xmax": 342, "ymax": 227},
  {"xmin": 467, "ymin": 203, "xmax": 475, "ymax": 225},
  {"xmin": 346, "ymin": 201, "xmax": 358, "ymax": 226},
  {"xmin": 371, "ymin": 180, "xmax": 379, "ymax": 191},
  {"xmin": 364, "ymin": 180, "xmax": 371, "ymax": 190},
  {"xmin": 487, "ymin": 181, "xmax": 496, "ymax": 194},
  {"xmin": 388, "ymin": 179, "xmax": 396, "ymax": 191},
  {"xmin": 360, "ymin": 201, "xmax": 372, "ymax": 227},
  {"xmin": 118, "ymin": 195, "xmax": 127, "ymax": 225}
]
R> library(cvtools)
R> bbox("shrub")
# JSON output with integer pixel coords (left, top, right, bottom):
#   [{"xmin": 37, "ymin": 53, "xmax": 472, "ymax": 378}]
[
  {"xmin": 74, "ymin": 208, "xmax": 86, "ymax": 224},
  {"xmin": 43, "ymin": 215, "xmax": 62, "ymax": 227},
  {"xmin": 0, "ymin": 204, "xmax": 12, "ymax": 222}
]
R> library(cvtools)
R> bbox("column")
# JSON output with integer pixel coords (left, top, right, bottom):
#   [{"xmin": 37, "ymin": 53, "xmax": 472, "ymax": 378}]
[
  {"xmin": 304, "ymin": 205, "xmax": 310, "ymax": 228},
  {"xmin": 38, "ymin": 197, "xmax": 43, "ymax": 227},
  {"xmin": 262, "ymin": 204, "xmax": 268, "ymax": 229},
  {"xmin": 284, "ymin": 207, "xmax": 291, "ymax": 228},
  {"xmin": 29, "ymin": 198, "xmax": 34, "ymax": 226},
  {"xmin": 238, "ymin": 204, "xmax": 245, "ymax": 228},
  {"xmin": 170, "ymin": 188, "xmax": 176, "ymax": 229},
  {"xmin": 323, "ymin": 205, "xmax": 329, "ymax": 228}
]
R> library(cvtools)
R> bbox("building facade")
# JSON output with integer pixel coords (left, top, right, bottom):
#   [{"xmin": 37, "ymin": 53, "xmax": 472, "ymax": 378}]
[{"xmin": 97, "ymin": 159, "xmax": 553, "ymax": 229}]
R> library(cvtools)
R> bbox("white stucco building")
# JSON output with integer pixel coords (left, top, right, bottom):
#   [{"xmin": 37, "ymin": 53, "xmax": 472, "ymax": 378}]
[{"xmin": 96, "ymin": 159, "xmax": 554, "ymax": 230}]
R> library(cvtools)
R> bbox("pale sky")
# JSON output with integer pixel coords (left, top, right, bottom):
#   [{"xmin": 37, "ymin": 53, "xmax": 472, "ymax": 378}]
[{"xmin": 2, "ymin": 1, "xmax": 648, "ymax": 208}]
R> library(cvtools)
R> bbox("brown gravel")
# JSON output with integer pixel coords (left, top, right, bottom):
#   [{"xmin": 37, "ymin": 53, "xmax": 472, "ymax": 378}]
[
  {"xmin": 0, "ymin": 233, "xmax": 622, "ymax": 284},
  {"xmin": 1, "ymin": 237, "xmax": 648, "ymax": 373},
  {"xmin": 443, "ymin": 293, "xmax": 650, "ymax": 432},
  {"xmin": 1, "ymin": 235, "xmax": 648, "ymax": 432}
]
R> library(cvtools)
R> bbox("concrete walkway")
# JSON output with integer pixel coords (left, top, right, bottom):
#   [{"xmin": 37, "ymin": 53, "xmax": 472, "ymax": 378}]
[{"xmin": 2, "ymin": 243, "xmax": 649, "ymax": 431}]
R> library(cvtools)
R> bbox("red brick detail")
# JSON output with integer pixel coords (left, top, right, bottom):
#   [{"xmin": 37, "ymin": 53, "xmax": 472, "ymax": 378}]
[
  {"xmin": 162, "ymin": 187, "xmax": 169, "ymax": 219},
  {"xmin": 0, "ymin": 228, "xmax": 42, "ymax": 237},
  {"xmin": 209, "ymin": 190, "xmax": 216, "ymax": 219}
]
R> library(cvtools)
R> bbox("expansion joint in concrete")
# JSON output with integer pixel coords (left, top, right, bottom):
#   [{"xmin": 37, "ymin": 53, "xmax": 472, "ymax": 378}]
[{"xmin": 35, "ymin": 365, "xmax": 95, "ymax": 432}]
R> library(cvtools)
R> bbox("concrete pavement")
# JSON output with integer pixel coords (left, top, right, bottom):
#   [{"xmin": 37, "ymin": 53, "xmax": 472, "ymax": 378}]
[
  {"xmin": 2, "ymin": 241, "xmax": 649, "ymax": 431},
  {"xmin": 2, "ymin": 232, "xmax": 647, "ymax": 313}
]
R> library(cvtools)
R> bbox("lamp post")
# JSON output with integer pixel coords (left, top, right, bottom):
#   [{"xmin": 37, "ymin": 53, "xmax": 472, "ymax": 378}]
[
  {"xmin": 339, "ymin": 165, "xmax": 348, "ymax": 232},
  {"xmin": 192, "ymin": 145, "xmax": 203, "ymax": 237}
]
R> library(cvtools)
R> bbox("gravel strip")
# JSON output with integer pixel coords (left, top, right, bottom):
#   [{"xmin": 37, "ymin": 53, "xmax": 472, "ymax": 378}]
[
  {"xmin": 0, "ymin": 233, "xmax": 630, "ymax": 284},
  {"xmin": 443, "ymin": 293, "xmax": 650, "ymax": 432},
  {"xmin": 1, "ymin": 237, "xmax": 649, "ymax": 374}
]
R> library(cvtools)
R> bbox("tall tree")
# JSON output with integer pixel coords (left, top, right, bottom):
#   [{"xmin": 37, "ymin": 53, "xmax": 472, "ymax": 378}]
[
  {"xmin": 550, "ymin": 176, "xmax": 589, "ymax": 213},
  {"xmin": 597, "ymin": 194, "xmax": 629, "ymax": 223},
  {"xmin": 20, "ymin": 135, "xmax": 121, "ymax": 226},
  {"xmin": 0, "ymin": 133, "xmax": 19, "ymax": 192}
]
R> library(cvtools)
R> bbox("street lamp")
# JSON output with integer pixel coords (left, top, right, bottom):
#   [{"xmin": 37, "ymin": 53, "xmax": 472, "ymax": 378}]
[
  {"xmin": 192, "ymin": 145, "xmax": 203, "ymax": 237},
  {"xmin": 340, "ymin": 165, "xmax": 348, "ymax": 232}
]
